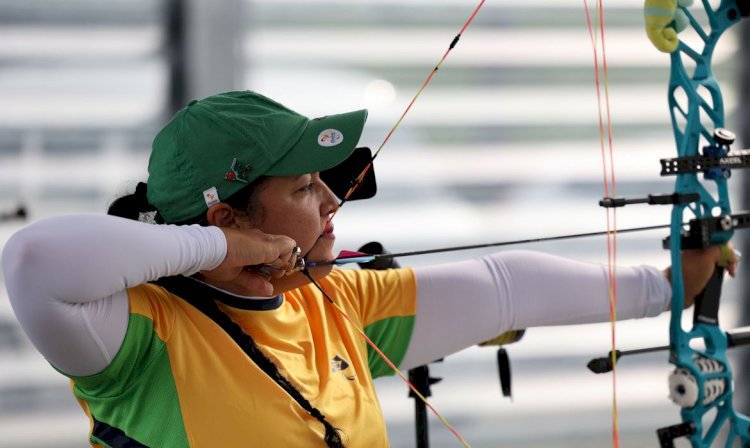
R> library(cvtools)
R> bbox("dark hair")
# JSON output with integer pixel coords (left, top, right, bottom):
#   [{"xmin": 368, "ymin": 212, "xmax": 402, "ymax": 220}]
[
  {"xmin": 108, "ymin": 180, "xmax": 345, "ymax": 448},
  {"xmin": 107, "ymin": 181, "xmax": 158, "ymax": 222},
  {"xmin": 108, "ymin": 178, "xmax": 268, "ymax": 226}
]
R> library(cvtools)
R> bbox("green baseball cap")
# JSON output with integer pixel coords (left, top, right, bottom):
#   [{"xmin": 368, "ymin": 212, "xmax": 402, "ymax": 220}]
[{"xmin": 147, "ymin": 91, "xmax": 368, "ymax": 223}]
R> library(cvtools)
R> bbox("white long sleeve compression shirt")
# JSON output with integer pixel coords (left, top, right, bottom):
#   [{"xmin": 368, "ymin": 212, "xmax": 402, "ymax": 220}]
[{"xmin": 2, "ymin": 215, "xmax": 671, "ymax": 376}]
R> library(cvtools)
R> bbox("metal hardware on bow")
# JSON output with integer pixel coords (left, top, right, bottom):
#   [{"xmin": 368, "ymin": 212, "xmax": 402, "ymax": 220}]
[{"xmin": 588, "ymin": 1, "xmax": 750, "ymax": 446}]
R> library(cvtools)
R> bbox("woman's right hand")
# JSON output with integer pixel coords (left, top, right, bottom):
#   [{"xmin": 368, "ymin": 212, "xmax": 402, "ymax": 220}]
[{"xmin": 200, "ymin": 227, "xmax": 298, "ymax": 297}]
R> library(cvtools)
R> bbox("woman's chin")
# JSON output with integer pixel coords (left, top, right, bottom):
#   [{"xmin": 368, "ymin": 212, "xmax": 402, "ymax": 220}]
[{"xmin": 305, "ymin": 241, "xmax": 335, "ymax": 264}]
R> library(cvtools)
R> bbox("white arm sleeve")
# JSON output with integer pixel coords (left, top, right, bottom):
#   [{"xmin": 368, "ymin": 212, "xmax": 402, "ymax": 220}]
[
  {"xmin": 2, "ymin": 214, "xmax": 227, "ymax": 376},
  {"xmin": 400, "ymin": 250, "xmax": 671, "ymax": 370}
]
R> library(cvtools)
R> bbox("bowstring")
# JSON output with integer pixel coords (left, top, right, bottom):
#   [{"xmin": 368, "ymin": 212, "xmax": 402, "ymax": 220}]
[
  {"xmin": 329, "ymin": 0, "xmax": 487, "ymax": 218},
  {"xmin": 301, "ymin": 270, "xmax": 471, "ymax": 448},
  {"xmin": 583, "ymin": 0, "xmax": 620, "ymax": 446},
  {"xmin": 310, "ymin": 1, "xmax": 488, "ymax": 446}
]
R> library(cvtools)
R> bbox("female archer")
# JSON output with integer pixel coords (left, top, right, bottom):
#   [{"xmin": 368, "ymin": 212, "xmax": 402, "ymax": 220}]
[{"xmin": 1, "ymin": 90, "xmax": 737, "ymax": 447}]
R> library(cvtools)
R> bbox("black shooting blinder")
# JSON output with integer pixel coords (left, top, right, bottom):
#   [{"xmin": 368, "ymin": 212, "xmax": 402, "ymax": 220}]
[{"xmin": 320, "ymin": 147, "xmax": 377, "ymax": 201}]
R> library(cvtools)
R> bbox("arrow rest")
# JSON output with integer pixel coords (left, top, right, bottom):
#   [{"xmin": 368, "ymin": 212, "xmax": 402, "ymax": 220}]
[{"xmin": 662, "ymin": 212, "xmax": 750, "ymax": 251}]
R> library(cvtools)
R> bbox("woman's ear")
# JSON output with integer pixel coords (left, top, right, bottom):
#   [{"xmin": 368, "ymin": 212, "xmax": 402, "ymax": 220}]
[{"xmin": 205, "ymin": 203, "xmax": 237, "ymax": 227}]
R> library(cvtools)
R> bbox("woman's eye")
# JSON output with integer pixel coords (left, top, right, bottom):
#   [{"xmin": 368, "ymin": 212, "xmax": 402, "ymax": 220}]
[{"xmin": 301, "ymin": 183, "xmax": 315, "ymax": 192}]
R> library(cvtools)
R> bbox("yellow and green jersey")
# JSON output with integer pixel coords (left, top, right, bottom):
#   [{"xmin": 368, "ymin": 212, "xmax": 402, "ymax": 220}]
[{"xmin": 69, "ymin": 267, "xmax": 417, "ymax": 447}]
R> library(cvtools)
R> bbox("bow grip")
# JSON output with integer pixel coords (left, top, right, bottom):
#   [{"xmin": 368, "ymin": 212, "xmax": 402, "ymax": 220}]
[{"xmin": 692, "ymin": 265, "xmax": 725, "ymax": 326}]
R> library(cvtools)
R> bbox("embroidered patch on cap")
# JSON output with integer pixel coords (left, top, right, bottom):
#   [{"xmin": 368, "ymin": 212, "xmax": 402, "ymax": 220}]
[
  {"xmin": 225, "ymin": 158, "xmax": 251, "ymax": 184},
  {"xmin": 203, "ymin": 187, "xmax": 220, "ymax": 207},
  {"xmin": 317, "ymin": 129, "xmax": 344, "ymax": 147}
]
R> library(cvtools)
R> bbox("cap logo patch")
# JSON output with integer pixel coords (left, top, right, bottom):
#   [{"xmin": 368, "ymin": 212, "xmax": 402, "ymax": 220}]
[
  {"xmin": 203, "ymin": 187, "xmax": 220, "ymax": 208},
  {"xmin": 318, "ymin": 129, "xmax": 344, "ymax": 147}
]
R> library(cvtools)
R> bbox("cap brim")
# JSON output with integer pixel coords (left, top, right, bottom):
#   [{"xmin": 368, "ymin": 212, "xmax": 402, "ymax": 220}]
[{"xmin": 264, "ymin": 109, "xmax": 368, "ymax": 176}]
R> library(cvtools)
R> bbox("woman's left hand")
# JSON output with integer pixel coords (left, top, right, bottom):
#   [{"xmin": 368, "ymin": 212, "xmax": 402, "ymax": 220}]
[{"xmin": 664, "ymin": 244, "xmax": 740, "ymax": 309}]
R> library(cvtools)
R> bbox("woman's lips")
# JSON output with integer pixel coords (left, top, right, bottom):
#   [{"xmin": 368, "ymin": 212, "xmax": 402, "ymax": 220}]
[{"xmin": 322, "ymin": 223, "xmax": 335, "ymax": 240}]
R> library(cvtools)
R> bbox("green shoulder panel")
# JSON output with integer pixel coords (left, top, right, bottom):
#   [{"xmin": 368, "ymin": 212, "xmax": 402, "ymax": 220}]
[
  {"xmin": 365, "ymin": 315, "xmax": 415, "ymax": 378},
  {"xmin": 70, "ymin": 313, "xmax": 189, "ymax": 447}
]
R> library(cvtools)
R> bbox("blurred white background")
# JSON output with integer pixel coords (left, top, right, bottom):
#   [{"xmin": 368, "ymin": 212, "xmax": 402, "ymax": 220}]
[{"xmin": 0, "ymin": 0, "xmax": 746, "ymax": 447}]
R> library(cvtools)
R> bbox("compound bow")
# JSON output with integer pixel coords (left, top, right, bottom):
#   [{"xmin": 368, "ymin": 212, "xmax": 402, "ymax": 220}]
[{"xmin": 591, "ymin": 1, "xmax": 750, "ymax": 446}]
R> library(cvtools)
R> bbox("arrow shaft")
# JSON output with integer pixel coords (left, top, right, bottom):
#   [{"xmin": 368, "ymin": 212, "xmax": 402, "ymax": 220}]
[{"xmin": 307, "ymin": 223, "xmax": 671, "ymax": 267}]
